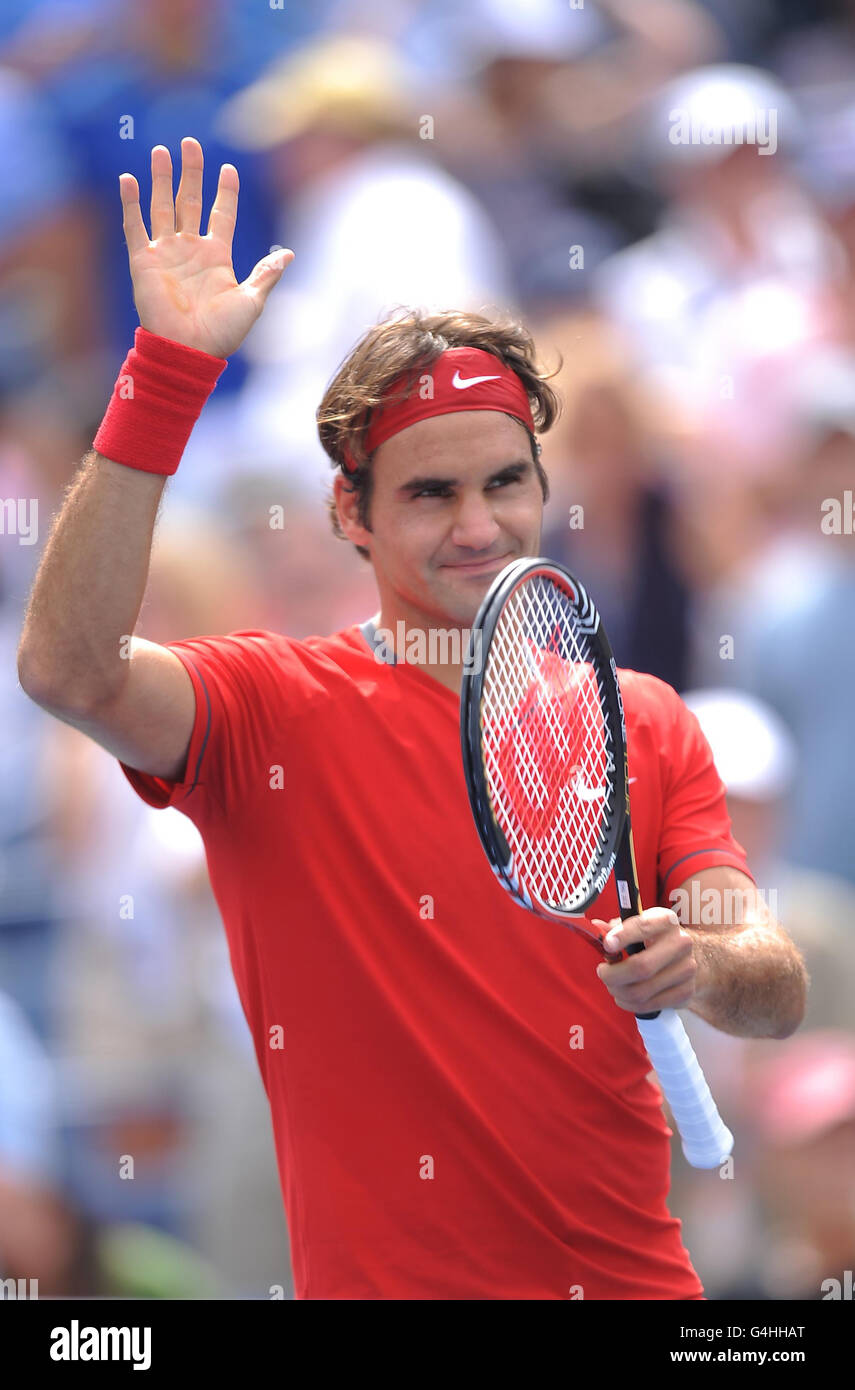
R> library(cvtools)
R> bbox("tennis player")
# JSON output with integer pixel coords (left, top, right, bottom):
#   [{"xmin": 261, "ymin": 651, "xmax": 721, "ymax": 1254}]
[{"xmin": 18, "ymin": 138, "xmax": 806, "ymax": 1300}]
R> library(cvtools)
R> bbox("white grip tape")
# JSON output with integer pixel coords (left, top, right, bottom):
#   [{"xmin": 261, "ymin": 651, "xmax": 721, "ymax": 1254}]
[{"xmin": 635, "ymin": 1010, "xmax": 734, "ymax": 1169}]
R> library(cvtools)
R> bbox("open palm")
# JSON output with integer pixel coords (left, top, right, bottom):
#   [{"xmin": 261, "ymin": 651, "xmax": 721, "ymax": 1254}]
[{"xmin": 120, "ymin": 137, "xmax": 293, "ymax": 358}]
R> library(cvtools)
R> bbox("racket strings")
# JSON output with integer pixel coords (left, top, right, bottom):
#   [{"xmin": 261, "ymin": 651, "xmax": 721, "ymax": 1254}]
[{"xmin": 481, "ymin": 577, "xmax": 615, "ymax": 910}]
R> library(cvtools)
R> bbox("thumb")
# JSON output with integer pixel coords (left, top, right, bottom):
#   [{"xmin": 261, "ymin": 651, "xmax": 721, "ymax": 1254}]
[
  {"xmin": 590, "ymin": 918, "xmax": 622, "ymax": 958},
  {"xmin": 240, "ymin": 248, "xmax": 294, "ymax": 305}
]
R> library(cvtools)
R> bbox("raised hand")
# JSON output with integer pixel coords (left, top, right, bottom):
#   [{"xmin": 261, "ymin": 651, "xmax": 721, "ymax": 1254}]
[{"xmin": 119, "ymin": 137, "xmax": 294, "ymax": 358}]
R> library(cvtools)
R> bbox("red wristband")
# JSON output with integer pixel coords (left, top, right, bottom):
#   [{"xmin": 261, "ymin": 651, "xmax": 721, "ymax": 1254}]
[{"xmin": 93, "ymin": 327, "xmax": 228, "ymax": 476}]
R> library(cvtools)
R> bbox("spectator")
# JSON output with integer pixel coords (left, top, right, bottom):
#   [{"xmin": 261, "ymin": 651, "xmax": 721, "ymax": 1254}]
[
  {"xmin": 596, "ymin": 64, "xmax": 845, "ymax": 480},
  {"xmin": 215, "ymin": 33, "xmax": 513, "ymax": 495},
  {"xmin": 537, "ymin": 311, "xmax": 693, "ymax": 689},
  {"xmin": 691, "ymin": 366, "xmax": 855, "ymax": 882}
]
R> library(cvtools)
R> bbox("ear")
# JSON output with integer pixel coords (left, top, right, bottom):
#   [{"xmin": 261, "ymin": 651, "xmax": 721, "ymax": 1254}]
[{"xmin": 332, "ymin": 471, "xmax": 372, "ymax": 551}]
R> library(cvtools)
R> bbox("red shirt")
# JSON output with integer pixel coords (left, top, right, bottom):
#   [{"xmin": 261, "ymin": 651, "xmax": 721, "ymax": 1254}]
[{"xmin": 119, "ymin": 624, "xmax": 751, "ymax": 1300}]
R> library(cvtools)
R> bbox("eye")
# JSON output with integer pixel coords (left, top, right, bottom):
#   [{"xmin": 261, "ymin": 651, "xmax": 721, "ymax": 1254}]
[
  {"xmin": 414, "ymin": 485, "xmax": 452, "ymax": 499},
  {"xmin": 412, "ymin": 474, "xmax": 523, "ymax": 499}
]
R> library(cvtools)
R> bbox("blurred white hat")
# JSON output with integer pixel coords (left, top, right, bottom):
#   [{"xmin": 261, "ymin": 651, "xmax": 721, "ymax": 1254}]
[
  {"xmin": 469, "ymin": 0, "xmax": 604, "ymax": 62},
  {"xmin": 648, "ymin": 63, "xmax": 802, "ymax": 169},
  {"xmin": 432, "ymin": 0, "xmax": 605, "ymax": 75},
  {"xmin": 682, "ymin": 688, "xmax": 797, "ymax": 801}
]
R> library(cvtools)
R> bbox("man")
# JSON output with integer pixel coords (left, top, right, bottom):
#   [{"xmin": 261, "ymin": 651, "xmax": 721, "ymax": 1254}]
[{"xmin": 17, "ymin": 137, "xmax": 806, "ymax": 1300}]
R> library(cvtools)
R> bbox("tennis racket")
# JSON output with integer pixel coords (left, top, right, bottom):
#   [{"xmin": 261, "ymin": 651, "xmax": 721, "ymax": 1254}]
[{"xmin": 460, "ymin": 556, "xmax": 733, "ymax": 1169}]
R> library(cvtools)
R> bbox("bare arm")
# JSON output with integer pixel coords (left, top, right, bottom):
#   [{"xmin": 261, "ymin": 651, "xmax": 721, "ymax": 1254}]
[
  {"xmin": 680, "ymin": 866, "xmax": 808, "ymax": 1040},
  {"xmin": 595, "ymin": 866, "xmax": 808, "ymax": 1039},
  {"xmin": 18, "ymin": 451, "xmax": 167, "ymax": 709},
  {"xmin": 16, "ymin": 450, "xmax": 196, "ymax": 779},
  {"xmin": 17, "ymin": 137, "xmax": 293, "ymax": 777}
]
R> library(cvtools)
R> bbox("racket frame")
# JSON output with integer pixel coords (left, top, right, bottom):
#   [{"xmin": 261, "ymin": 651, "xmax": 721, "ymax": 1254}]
[{"xmin": 462, "ymin": 557, "xmax": 632, "ymax": 941}]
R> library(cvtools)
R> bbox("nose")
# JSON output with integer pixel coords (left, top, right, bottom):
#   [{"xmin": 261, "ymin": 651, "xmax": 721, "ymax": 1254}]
[{"xmin": 449, "ymin": 490, "xmax": 502, "ymax": 552}]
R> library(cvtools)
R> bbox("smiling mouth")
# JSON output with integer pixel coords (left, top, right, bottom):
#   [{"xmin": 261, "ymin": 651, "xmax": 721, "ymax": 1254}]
[{"xmin": 444, "ymin": 554, "xmax": 513, "ymax": 573}]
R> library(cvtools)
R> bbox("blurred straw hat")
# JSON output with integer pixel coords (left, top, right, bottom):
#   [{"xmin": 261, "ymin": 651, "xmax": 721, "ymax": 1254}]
[{"xmin": 215, "ymin": 35, "xmax": 415, "ymax": 150}]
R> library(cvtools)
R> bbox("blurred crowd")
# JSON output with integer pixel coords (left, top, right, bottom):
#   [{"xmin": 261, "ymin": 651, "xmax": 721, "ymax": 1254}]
[{"xmin": 1, "ymin": 0, "xmax": 854, "ymax": 1299}]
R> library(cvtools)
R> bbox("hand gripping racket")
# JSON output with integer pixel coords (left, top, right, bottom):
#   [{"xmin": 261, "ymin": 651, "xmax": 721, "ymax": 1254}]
[{"xmin": 460, "ymin": 557, "xmax": 733, "ymax": 1169}]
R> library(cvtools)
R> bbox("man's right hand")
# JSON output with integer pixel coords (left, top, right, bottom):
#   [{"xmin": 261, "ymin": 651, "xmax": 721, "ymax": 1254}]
[{"xmin": 119, "ymin": 136, "xmax": 294, "ymax": 358}]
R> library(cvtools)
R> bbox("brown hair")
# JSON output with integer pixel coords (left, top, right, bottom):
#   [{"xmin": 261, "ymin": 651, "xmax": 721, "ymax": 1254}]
[{"xmin": 317, "ymin": 308, "xmax": 562, "ymax": 559}]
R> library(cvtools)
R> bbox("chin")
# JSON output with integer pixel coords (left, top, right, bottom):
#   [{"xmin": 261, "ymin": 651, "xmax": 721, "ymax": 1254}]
[{"xmin": 431, "ymin": 583, "xmax": 491, "ymax": 628}]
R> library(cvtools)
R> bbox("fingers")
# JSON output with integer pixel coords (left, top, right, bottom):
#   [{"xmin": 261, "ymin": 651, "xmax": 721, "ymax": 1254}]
[
  {"xmin": 126, "ymin": 142, "xmax": 239, "ymax": 251},
  {"xmin": 597, "ymin": 950, "xmax": 698, "ymax": 1013},
  {"xmin": 238, "ymin": 247, "xmax": 295, "ymax": 306},
  {"xmin": 150, "ymin": 144, "xmax": 175, "ymax": 240},
  {"xmin": 175, "ymin": 136, "xmax": 204, "ymax": 236},
  {"xmin": 131, "ymin": 143, "xmax": 241, "ymax": 248},
  {"xmin": 598, "ymin": 915, "xmax": 692, "ymax": 983},
  {"xmin": 596, "ymin": 910, "xmax": 697, "ymax": 1012},
  {"xmin": 601, "ymin": 908, "xmax": 681, "ymax": 956},
  {"xmin": 206, "ymin": 162, "xmax": 239, "ymax": 250},
  {"xmin": 119, "ymin": 172, "xmax": 149, "ymax": 255}
]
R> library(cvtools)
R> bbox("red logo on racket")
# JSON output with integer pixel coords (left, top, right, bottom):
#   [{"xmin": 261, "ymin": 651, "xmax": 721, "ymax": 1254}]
[{"xmin": 495, "ymin": 648, "xmax": 594, "ymax": 839}]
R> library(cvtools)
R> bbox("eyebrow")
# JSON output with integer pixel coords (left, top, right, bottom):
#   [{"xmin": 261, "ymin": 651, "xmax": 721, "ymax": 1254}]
[{"xmin": 396, "ymin": 459, "xmax": 533, "ymax": 496}]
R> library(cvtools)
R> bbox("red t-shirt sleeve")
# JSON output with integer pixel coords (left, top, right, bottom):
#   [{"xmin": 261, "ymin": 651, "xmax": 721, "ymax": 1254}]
[
  {"xmin": 654, "ymin": 680, "xmax": 755, "ymax": 901},
  {"xmin": 118, "ymin": 631, "xmax": 268, "ymax": 816}
]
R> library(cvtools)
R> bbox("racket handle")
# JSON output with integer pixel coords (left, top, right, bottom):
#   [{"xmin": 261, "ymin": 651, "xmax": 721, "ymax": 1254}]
[{"xmin": 634, "ymin": 1010, "xmax": 734, "ymax": 1170}]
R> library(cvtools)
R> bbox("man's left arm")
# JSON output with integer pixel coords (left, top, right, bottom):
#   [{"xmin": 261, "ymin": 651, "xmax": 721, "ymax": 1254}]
[{"xmin": 594, "ymin": 865, "xmax": 808, "ymax": 1039}]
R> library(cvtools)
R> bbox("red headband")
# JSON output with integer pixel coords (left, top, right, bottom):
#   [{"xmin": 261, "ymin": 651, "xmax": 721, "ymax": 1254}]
[{"xmin": 341, "ymin": 347, "xmax": 535, "ymax": 473}]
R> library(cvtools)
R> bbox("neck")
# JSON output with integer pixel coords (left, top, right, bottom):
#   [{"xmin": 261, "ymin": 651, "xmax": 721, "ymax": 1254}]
[{"xmin": 371, "ymin": 605, "xmax": 473, "ymax": 694}]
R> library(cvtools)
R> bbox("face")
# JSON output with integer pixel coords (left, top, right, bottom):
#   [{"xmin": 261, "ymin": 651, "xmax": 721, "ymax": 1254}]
[{"xmin": 334, "ymin": 410, "xmax": 544, "ymax": 627}]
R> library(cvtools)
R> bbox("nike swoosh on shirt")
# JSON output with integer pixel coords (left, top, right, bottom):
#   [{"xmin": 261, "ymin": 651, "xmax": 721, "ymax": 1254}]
[{"xmin": 452, "ymin": 370, "xmax": 501, "ymax": 389}]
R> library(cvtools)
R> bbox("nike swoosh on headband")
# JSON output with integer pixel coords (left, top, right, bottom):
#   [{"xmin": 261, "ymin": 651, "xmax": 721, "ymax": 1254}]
[{"xmin": 452, "ymin": 370, "xmax": 502, "ymax": 389}]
